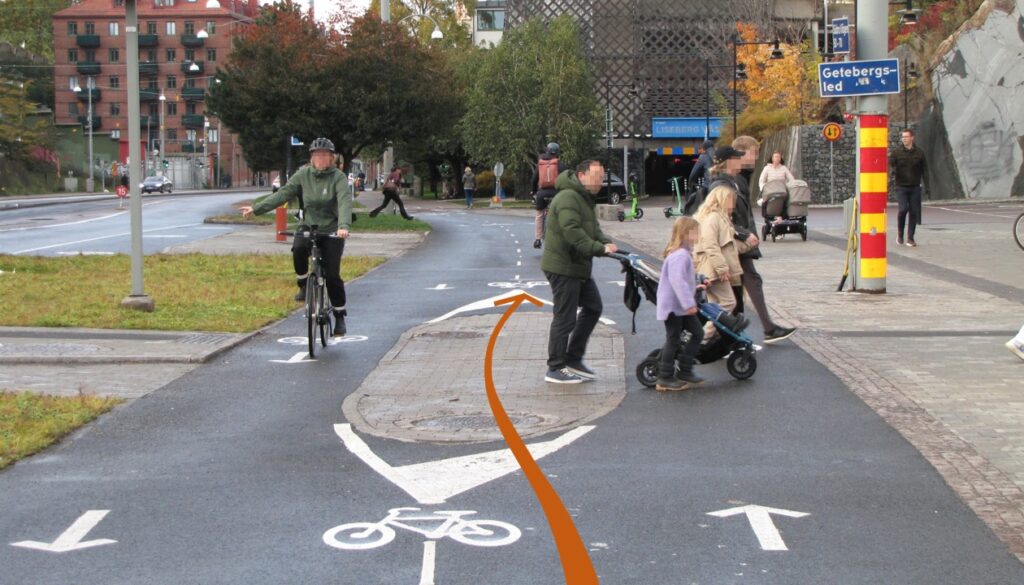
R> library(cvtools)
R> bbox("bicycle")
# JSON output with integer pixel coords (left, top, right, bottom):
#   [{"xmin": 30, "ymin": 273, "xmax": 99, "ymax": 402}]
[
  {"xmin": 289, "ymin": 225, "xmax": 336, "ymax": 358},
  {"xmin": 322, "ymin": 507, "xmax": 521, "ymax": 550},
  {"xmin": 1015, "ymin": 211, "xmax": 1024, "ymax": 251}
]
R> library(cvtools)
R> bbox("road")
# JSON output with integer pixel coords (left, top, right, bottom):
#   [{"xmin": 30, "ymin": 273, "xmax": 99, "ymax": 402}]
[
  {"xmin": 0, "ymin": 192, "xmax": 253, "ymax": 256},
  {"xmin": 2, "ymin": 207, "xmax": 1022, "ymax": 584}
]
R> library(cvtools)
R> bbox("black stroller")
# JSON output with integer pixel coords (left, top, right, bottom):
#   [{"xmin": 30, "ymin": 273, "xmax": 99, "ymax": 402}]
[
  {"xmin": 760, "ymin": 180, "xmax": 811, "ymax": 241},
  {"xmin": 609, "ymin": 252, "xmax": 758, "ymax": 387}
]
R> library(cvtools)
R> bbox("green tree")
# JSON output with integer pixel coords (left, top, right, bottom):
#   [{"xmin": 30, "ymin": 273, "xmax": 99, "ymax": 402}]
[
  {"xmin": 0, "ymin": 0, "xmax": 72, "ymax": 60},
  {"xmin": 460, "ymin": 15, "xmax": 601, "ymax": 196},
  {"xmin": 0, "ymin": 75, "xmax": 51, "ymax": 160}
]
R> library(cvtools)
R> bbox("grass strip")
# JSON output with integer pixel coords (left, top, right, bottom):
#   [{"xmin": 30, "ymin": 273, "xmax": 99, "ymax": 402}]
[
  {"xmin": 206, "ymin": 198, "xmax": 430, "ymax": 232},
  {"xmin": 0, "ymin": 392, "xmax": 122, "ymax": 470},
  {"xmin": 0, "ymin": 253, "xmax": 384, "ymax": 332}
]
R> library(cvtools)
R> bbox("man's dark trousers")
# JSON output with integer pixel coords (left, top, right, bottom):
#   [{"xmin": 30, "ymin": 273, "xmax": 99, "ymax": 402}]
[
  {"xmin": 739, "ymin": 256, "xmax": 777, "ymax": 332},
  {"xmin": 896, "ymin": 185, "xmax": 922, "ymax": 241},
  {"xmin": 370, "ymin": 189, "xmax": 411, "ymax": 219},
  {"xmin": 545, "ymin": 272, "xmax": 602, "ymax": 369}
]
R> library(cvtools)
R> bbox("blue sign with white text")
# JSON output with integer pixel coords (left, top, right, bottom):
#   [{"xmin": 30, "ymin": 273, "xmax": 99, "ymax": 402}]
[
  {"xmin": 831, "ymin": 18, "xmax": 850, "ymax": 54},
  {"xmin": 652, "ymin": 117, "xmax": 723, "ymax": 139},
  {"xmin": 818, "ymin": 59, "xmax": 901, "ymax": 98}
]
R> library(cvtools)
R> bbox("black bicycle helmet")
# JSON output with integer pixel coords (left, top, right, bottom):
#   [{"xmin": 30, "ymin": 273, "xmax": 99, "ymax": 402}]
[
  {"xmin": 546, "ymin": 142, "xmax": 560, "ymax": 156},
  {"xmin": 309, "ymin": 137, "xmax": 335, "ymax": 153}
]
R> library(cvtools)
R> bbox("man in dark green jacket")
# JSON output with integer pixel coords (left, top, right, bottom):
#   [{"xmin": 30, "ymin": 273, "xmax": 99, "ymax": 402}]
[
  {"xmin": 541, "ymin": 160, "xmax": 618, "ymax": 384},
  {"xmin": 240, "ymin": 138, "xmax": 353, "ymax": 336}
]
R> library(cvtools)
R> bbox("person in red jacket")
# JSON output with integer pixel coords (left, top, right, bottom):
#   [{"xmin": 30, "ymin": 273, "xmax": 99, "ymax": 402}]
[{"xmin": 369, "ymin": 166, "xmax": 413, "ymax": 220}]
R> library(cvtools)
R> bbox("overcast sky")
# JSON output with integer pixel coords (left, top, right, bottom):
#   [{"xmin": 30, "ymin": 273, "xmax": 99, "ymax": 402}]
[{"xmin": 259, "ymin": 0, "xmax": 373, "ymax": 19}]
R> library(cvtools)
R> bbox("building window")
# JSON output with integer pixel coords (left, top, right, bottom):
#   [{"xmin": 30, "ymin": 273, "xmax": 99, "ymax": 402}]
[
  {"xmin": 147, "ymin": 21, "xmax": 157, "ymax": 35},
  {"xmin": 111, "ymin": 129, "xmax": 120, "ymax": 139},
  {"xmin": 114, "ymin": 0, "xmax": 124, "ymax": 6},
  {"xmin": 85, "ymin": 21, "xmax": 96, "ymax": 35},
  {"xmin": 477, "ymin": 10, "xmax": 504, "ymax": 31},
  {"xmin": 149, "ymin": 103, "xmax": 159, "ymax": 117},
  {"xmin": 208, "ymin": 128, "xmax": 218, "ymax": 144},
  {"xmin": 110, "ymin": 75, "xmax": 119, "ymax": 88},
  {"xmin": 68, "ymin": 22, "xmax": 78, "ymax": 36},
  {"xmin": 68, "ymin": 49, "xmax": 79, "ymax": 63},
  {"xmin": 69, "ymin": 102, "xmax": 79, "ymax": 115},
  {"xmin": 185, "ymin": 49, "xmax": 195, "ymax": 62},
  {"xmin": 166, "ymin": 48, "xmax": 177, "ymax": 62},
  {"xmin": 186, "ymin": 103, "xmax": 198, "ymax": 115},
  {"xmin": 109, "ymin": 48, "xmax": 120, "ymax": 63},
  {"xmin": 206, "ymin": 48, "xmax": 216, "ymax": 62},
  {"xmin": 85, "ymin": 50, "xmax": 96, "ymax": 61},
  {"xmin": 205, "ymin": 21, "xmax": 216, "ymax": 35},
  {"xmin": 147, "ymin": 50, "xmax": 157, "ymax": 62},
  {"xmin": 166, "ymin": 75, "xmax": 177, "ymax": 89},
  {"xmin": 166, "ymin": 22, "xmax": 176, "ymax": 36},
  {"xmin": 185, "ymin": 129, "xmax": 196, "ymax": 142},
  {"xmin": 167, "ymin": 102, "xmax": 178, "ymax": 116},
  {"xmin": 184, "ymin": 21, "xmax": 195, "ymax": 35},
  {"xmin": 109, "ymin": 22, "xmax": 120, "ymax": 36},
  {"xmin": 68, "ymin": 76, "xmax": 78, "ymax": 91},
  {"xmin": 168, "ymin": 129, "xmax": 177, "ymax": 141},
  {"xmin": 110, "ymin": 103, "xmax": 120, "ymax": 116},
  {"xmin": 185, "ymin": 78, "xmax": 196, "ymax": 89},
  {"xmin": 146, "ymin": 79, "xmax": 159, "ymax": 90}
]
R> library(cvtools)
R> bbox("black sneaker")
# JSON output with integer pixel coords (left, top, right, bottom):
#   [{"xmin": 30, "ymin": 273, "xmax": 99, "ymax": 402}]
[
  {"xmin": 545, "ymin": 368, "xmax": 583, "ymax": 384},
  {"xmin": 533, "ymin": 239, "xmax": 542, "ymax": 249},
  {"xmin": 897, "ymin": 235, "xmax": 904, "ymax": 246},
  {"xmin": 405, "ymin": 215, "xmax": 415, "ymax": 221},
  {"xmin": 764, "ymin": 326, "xmax": 796, "ymax": 344},
  {"xmin": 294, "ymin": 284, "xmax": 307, "ymax": 302},
  {"xmin": 566, "ymin": 361, "xmax": 596, "ymax": 380},
  {"xmin": 655, "ymin": 377, "xmax": 687, "ymax": 392},
  {"xmin": 333, "ymin": 314, "xmax": 347, "ymax": 337}
]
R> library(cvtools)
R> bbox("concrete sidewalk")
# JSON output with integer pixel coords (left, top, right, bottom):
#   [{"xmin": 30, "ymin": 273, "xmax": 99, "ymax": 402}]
[{"xmin": 599, "ymin": 195, "xmax": 1024, "ymax": 560}]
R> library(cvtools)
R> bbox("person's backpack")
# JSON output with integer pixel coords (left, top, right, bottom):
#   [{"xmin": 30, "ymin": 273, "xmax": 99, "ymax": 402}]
[
  {"xmin": 623, "ymin": 266, "xmax": 643, "ymax": 334},
  {"xmin": 683, "ymin": 185, "xmax": 707, "ymax": 216},
  {"xmin": 538, "ymin": 157, "xmax": 559, "ymax": 189}
]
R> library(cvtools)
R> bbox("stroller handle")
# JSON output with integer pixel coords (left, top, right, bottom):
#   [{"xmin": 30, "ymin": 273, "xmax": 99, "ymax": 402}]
[{"xmin": 605, "ymin": 251, "xmax": 635, "ymax": 262}]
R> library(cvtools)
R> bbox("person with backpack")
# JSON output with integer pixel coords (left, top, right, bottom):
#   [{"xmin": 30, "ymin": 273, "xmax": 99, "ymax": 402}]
[
  {"xmin": 687, "ymin": 139, "xmax": 716, "ymax": 193},
  {"xmin": 462, "ymin": 166, "xmax": 476, "ymax": 209},
  {"xmin": 531, "ymin": 142, "xmax": 567, "ymax": 249}
]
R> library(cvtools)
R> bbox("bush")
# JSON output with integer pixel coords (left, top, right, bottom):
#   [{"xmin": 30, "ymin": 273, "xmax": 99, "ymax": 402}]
[{"xmin": 474, "ymin": 170, "xmax": 514, "ymax": 198}]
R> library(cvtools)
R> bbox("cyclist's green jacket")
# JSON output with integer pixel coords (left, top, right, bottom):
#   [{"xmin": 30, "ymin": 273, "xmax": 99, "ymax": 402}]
[{"xmin": 252, "ymin": 165, "xmax": 353, "ymax": 232}]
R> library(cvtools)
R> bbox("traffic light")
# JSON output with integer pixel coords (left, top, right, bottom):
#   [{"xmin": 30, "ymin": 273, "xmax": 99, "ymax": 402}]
[{"xmin": 161, "ymin": 159, "xmax": 169, "ymax": 170}]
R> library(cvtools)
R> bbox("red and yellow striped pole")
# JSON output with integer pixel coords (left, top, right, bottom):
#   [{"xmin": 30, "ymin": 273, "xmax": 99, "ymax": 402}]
[{"xmin": 857, "ymin": 114, "xmax": 888, "ymax": 292}]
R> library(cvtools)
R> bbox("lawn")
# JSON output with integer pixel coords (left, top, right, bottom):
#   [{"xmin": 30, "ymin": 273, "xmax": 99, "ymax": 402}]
[
  {"xmin": 205, "ymin": 197, "xmax": 431, "ymax": 232},
  {"xmin": 0, "ymin": 253, "xmax": 384, "ymax": 332},
  {"xmin": 0, "ymin": 392, "xmax": 123, "ymax": 470}
]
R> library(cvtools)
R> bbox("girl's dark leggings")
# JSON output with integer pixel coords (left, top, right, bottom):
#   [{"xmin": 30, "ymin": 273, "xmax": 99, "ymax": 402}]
[{"xmin": 659, "ymin": 313, "xmax": 704, "ymax": 378}]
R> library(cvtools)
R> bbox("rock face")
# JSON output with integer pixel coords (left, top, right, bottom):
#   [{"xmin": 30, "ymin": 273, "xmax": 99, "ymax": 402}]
[{"xmin": 930, "ymin": 0, "xmax": 1024, "ymax": 198}]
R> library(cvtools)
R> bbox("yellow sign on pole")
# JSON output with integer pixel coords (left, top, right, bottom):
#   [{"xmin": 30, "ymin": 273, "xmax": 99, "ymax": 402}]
[{"xmin": 823, "ymin": 122, "xmax": 844, "ymax": 142}]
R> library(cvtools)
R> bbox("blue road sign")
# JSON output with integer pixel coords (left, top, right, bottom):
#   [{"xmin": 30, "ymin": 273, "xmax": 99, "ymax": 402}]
[
  {"xmin": 818, "ymin": 58, "xmax": 901, "ymax": 98},
  {"xmin": 290, "ymin": 136, "xmax": 304, "ymax": 146},
  {"xmin": 652, "ymin": 117, "xmax": 723, "ymax": 139},
  {"xmin": 831, "ymin": 17, "xmax": 850, "ymax": 54}
]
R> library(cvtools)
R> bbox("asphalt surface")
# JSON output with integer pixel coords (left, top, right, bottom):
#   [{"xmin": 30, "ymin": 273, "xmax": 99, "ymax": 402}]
[{"xmin": 2, "ymin": 202, "xmax": 1023, "ymax": 584}]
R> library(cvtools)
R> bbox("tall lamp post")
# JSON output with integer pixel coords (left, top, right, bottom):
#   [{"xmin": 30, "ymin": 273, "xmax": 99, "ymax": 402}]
[
  {"xmin": 704, "ymin": 60, "xmax": 744, "ymax": 140},
  {"xmin": 203, "ymin": 117, "xmax": 210, "ymax": 188},
  {"xmin": 158, "ymin": 92, "xmax": 166, "ymax": 175},
  {"xmin": 73, "ymin": 76, "xmax": 95, "ymax": 192},
  {"xmin": 902, "ymin": 59, "xmax": 919, "ymax": 129},
  {"xmin": 731, "ymin": 34, "xmax": 784, "ymax": 136}
]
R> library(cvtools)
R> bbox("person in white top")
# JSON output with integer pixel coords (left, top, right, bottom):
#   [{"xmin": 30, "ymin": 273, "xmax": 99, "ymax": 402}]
[{"xmin": 758, "ymin": 151, "xmax": 796, "ymax": 189}]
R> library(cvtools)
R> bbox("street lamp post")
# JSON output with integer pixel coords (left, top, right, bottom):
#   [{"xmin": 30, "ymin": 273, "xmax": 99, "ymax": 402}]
[
  {"xmin": 159, "ymin": 93, "xmax": 166, "ymax": 174},
  {"xmin": 903, "ymin": 59, "xmax": 919, "ymax": 129},
  {"xmin": 704, "ymin": 60, "xmax": 742, "ymax": 140},
  {"xmin": 74, "ymin": 77, "xmax": 95, "ymax": 191},
  {"xmin": 203, "ymin": 117, "xmax": 210, "ymax": 188},
  {"xmin": 730, "ymin": 34, "xmax": 783, "ymax": 136}
]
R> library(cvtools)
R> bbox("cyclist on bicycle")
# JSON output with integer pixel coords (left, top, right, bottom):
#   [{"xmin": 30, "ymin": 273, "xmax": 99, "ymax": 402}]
[{"xmin": 239, "ymin": 137, "xmax": 353, "ymax": 336}]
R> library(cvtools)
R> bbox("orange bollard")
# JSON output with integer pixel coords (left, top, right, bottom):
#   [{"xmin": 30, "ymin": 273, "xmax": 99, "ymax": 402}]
[{"xmin": 275, "ymin": 206, "xmax": 287, "ymax": 242}]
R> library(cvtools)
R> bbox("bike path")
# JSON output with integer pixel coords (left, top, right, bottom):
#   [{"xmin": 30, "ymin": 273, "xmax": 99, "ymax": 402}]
[{"xmin": 1, "ymin": 212, "xmax": 1022, "ymax": 584}]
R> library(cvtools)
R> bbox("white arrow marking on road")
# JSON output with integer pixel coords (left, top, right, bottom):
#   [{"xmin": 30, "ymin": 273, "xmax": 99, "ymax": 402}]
[
  {"xmin": 427, "ymin": 284, "xmax": 452, "ymax": 290},
  {"xmin": 270, "ymin": 351, "xmax": 315, "ymax": 364},
  {"xmin": 424, "ymin": 289, "xmax": 614, "ymax": 325},
  {"xmin": 707, "ymin": 505, "xmax": 809, "ymax": 551},
  {"xmin": 334, "ymin": 423, "xmax": 595, "ymax": 504},
  {"xmin": 609, "ymin": 280, "xmax": 625, "ymax": 287},
  {"xmin": 11, "ymin": 510, "xmax": 117, "ymax": 553}
]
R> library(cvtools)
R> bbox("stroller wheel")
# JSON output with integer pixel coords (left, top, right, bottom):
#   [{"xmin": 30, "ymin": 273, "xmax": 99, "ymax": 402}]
[
  {"xmin": 636, "ymin": 357, "xmax": 659, "ymax": 388},
  {"xmin": 726, "ymin": 348, "xmax": 757, "ymax": 380}
]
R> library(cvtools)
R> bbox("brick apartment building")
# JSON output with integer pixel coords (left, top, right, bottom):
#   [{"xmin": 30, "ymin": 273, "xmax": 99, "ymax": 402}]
[{"xmin": 52, "ymin": 0, "xmax": 261, "ymax": 188}]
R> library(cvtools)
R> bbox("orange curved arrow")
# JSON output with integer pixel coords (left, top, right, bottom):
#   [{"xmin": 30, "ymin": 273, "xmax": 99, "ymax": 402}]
[{"xmin": 486, "ymin": 292, "xmax": 599, "ymax": 584}]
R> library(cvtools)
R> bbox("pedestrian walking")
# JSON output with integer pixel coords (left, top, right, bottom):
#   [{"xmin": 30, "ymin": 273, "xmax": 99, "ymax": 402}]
[
  {"xmin": 1007, "ymin": 323, "xmax": 1024, "ymax": 361},
  {"xmin": 758, "ymin": 151, "xmax": 796, "ymax": 190},
  {"xmin": 462, "ymin": 166, "xmax": 476, "ymax": 209},
  {"xmin": 688, "ymin": 139, "xmax": 716, "ymax": 192},
  {"xmin": 531, "ymin": 143, "xmax": 568, "ymax": 249},
  {"xmin": 656, "ymin": 216, "xmax": 706, "ymax": 391},
  {"xmin": 889, "ymin": 128, "xmax": 928, "ymax": 247},
  {"xmin": 541, "ymin": 160, "xmax": 618, "ymax": 384},
  {"xmin": 369, "ymin": 165, "xmax": 413, "ymax": 220},
  {"xmin": 693, "ymin": 186, "xmax": 745, "ymax": 340},
  {"xmin": 714, "ymin": 136, "xmax": 797, "ymax": 344}
]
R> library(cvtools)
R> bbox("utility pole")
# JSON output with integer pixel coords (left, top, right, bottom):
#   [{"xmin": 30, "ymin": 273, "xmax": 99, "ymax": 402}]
[{"xmin": 121, "ymin": 0, "xmax": 154, "ymax": 311}]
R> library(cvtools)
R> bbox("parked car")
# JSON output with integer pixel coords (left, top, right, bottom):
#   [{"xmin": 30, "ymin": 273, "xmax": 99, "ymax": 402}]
[
  {"xmin": 140, "ymin": 175, "xmax": 173, "ymax": 194},
  {"xmin": 595, "ymin": 173, "xmax": 627, "ymax": 205}
]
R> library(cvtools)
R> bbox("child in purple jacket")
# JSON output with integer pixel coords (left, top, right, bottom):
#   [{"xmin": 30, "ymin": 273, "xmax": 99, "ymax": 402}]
[{"xmin": 656, "ymin": 217, "xmax": 705, "ymax": 391}]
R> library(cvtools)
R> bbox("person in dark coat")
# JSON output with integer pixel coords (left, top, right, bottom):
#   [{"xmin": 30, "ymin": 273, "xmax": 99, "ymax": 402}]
[
  {"xmin": 889, "ymin": 128, "xmax": 928, "ymax": 247},
  {"xmin": 688, "ymin": 139, "xmax": 716, "ymax": 191}
]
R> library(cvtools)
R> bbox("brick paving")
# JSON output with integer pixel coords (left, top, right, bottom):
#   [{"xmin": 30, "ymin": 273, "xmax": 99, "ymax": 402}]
[{"xmin": 599, "ymin": 198, "xmax": 1024, "ymax": 561}]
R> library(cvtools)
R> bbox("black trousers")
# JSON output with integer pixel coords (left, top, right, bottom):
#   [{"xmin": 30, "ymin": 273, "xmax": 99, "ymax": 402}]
[
  {"xmin": 896, "ymin": 185, "xmax": 922, "ymax": 241},
  {"xmin": 739, "ymin": 255, "xmax": 776, "ymax": 332},
  {"xmin": 659, "ymin": 313, "xmax": 704, "ymax": 378},
  {"xmin": 292, "ymin": 233, "xmax": 346, "ymax": 312},
  {"xmin": 371, "ymin": 188, "xmax": 411, "ymax": 219},
  {"xmin": 545, "ymin": 272, "xmax": 603, "ymax": 370}
]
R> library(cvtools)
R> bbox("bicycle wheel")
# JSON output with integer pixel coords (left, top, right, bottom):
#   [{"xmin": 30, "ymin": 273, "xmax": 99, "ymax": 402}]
[
  {"xmin": 322, "ymin": 522, "xmax": 395, "ymax": 550},
  {"xmin": 450, "ymin": 520, "xmax": 521, "ymax": 547},
  {"xmin": 306, "ymin": 276, "xmax": 318, "ymax": 359},
  {"xmin": 1014, "ymin": 212, "xmax": 1024, "ymax": 251},
  {"xmin": 318, "ymin": 281, "xmax": 331, "ymax": 348}
]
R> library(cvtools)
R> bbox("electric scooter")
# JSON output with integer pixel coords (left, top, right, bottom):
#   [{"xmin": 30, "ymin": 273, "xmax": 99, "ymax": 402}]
[
  {"xmin": 663, "ymin": 176, "xmax": 689, "ymax": 218},
  {"xmin": 617, "ymin": 173, "xmax": 645, "ymax": 221}
]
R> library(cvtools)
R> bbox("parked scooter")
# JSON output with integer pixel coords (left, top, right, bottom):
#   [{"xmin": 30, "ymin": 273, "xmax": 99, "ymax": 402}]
[
  {"xmin": 663, "ymin": 176, "xmax": 689, "ymax": 218},
  {"xmin": 617, "ymin": 173, "xmax": 645, "ymax": 222}
]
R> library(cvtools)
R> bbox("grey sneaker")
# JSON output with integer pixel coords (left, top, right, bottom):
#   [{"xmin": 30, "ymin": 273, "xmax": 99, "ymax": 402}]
[
  {"xmin": 566, "ymin": 361, "xmax": 596, "ymax": 380},
  {"xmin": 545, "ymin": 368, "xmax": 583, "ymax": 384},
  {"xmin": 764, "ymin": 326, "xmax": 796, "ymax": 344},
  {"xmin": 1007, "ymin": 339, "xmax": 1024, "ymax": 361}
]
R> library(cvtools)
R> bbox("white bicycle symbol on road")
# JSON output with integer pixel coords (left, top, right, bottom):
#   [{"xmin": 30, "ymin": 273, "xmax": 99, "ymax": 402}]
[
  {"xmin": 322, "ymin": 507, "xmax": 521, "ymax": 550},
  {"xmin": 488, "ymin": 281, "xmax": 548, "ymax": 289}
]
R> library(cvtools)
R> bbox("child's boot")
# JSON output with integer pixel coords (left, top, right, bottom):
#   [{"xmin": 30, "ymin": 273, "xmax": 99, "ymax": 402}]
[
  {"xmin": 656, "ymin": 376, "xmax": 687, "ymax": 392},
  {"xmin": 676, "ymin": 359, "xmax": 704, "ymax": 386}
]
